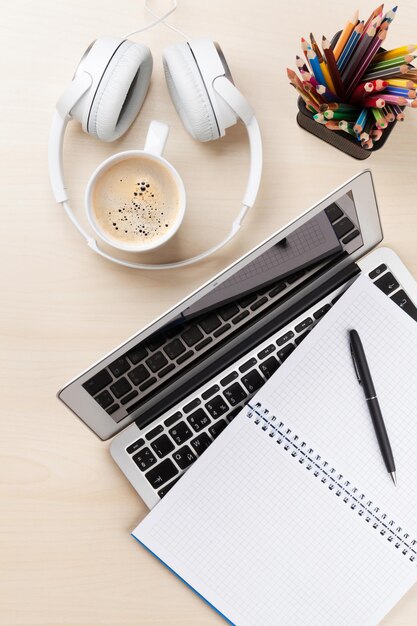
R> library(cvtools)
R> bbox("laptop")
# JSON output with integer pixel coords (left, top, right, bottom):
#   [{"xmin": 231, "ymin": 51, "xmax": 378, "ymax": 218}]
[{"xmin": 58, "ymin": 170, "xmax": 417, "ymax": 508}]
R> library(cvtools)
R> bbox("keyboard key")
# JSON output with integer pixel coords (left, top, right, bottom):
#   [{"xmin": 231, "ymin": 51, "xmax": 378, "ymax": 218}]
[
  {"xmin": 172, "ymin": 445, "xmax": 196, "ymax": 470},
  {"xmin": 342, "ymin": 229, "xmax": 359, "ymax": 245},
  {"xmin": 126, "ymin": 437, "xmax": 145, "ymax": 454},
  {"xmin": 287, "ymin": 270, "xmax": 306, "ymax": 284},
  {"xmin": 190, "ymin": 432, "xmax": 212, "ymax": 455},
  {"xmin": 205, "ymin": 395, "xmax": 229, "ymax": 419},
  {"xmin": 108, "ymin": 356, "xmax": 130, "ymax": 378},
  {"xmin": 241, "ymin": 370, "xmax": 264, "ymax": 393},
  {"xmin": 223, "ymin": 382, "xmax": 247, "ymax": 406},
  {"xmin": 221, "ymin": 371, "xmax": 238, "ymax": 386},
  {"xmin": 227, "ymin": 407, "xmax": 242, "ymax": 422},
  {"xmin": 106, "ymin": 403, "xmax": 119, "ymax": 415},
  {"xmin": 199, "ymin": 314, "xmax": 221, "ymax": 334},
  {"xmin": 231, "ymin": 310, "xmax": 250, "ymax": 324},
  {"xmin": 277, "ymin": 343, "xmax": 295, "ymax": 362},
  {"xmin": 250, "ymin": 296, "xmax": 268, "ymax": 311},
  {"xmin": 213, "ymin": 323, "xmax": 231, "ymax": 338},
  {"xmin": 195, "ymin": 337, "xmax": 213, "ymax": 351},
  {"xmin": 145, "ymin": 459, "xmax": 178, "ymax": 488},
  {"xmin": 325, "ymin": 202, "xmax": 343, "ymax": 223},
  {"xmin": 209, "ymin": 419, "xmax": 228, "ymax": 439},
  {"xmin": 295, "ymin": 317, "xmax": 313, "ymax": 333},
  {"xmin": 295, "ymin": 332, "xmax": 310, "ymax": 346},
  {"xmin": 239, "ymin": 357, "xmax": 257, "ymax": 373},
  {"xmin": 110, "ymin": 377, "xmax": 132, "ymax": 399},
  {"xmin": 181, "ymin": 326, "xmax": 203, "ymax": 347},
  {"xmin": 151, "ymin": 434, "xmax": 175, "ymax": 458},
  {"xmin": 183, "ymin": 398, "xmax": 201, "ymax": 413},
  {"xmin": 164, "ymin": 412, "xmax": 182, "ymax": 427},
  {"xmin": 169, "ymin": 421, "xmax": 193, "ymax": 445},
  {"xmin": 133, "ymin": 447, "xmax": 157, "ymax": 471},
  {"xmin": 121, "ymin": 390, "xmax": 139, "ymax": 405},
  {"xmin": 147, "ymin": 335, "xmax": 165, "ymax": 351},
  {"xmin": 202, "ymin": 385, "xmax": 220, "ymax": 400},
  {"xmin": 139, "ymin": 376, "xmax": 157, "ymax": 392},
  {"xmin": 333, "ymin": 217, "xmax": 354, "ymax": 239},
  {"xmin": 277, "ymin": 331, "xmax": 294, "ymax": 346},
  {"xmin": 391, "ymin": 289, "xmax": 417, "ymax": 322},
  {"xmin": 374, "ymin": 272, "xmax": 399, "ymax": 295},
  {"xmin": 128, "ymin": 364, "xmax": 150, "ymax": 386},
  {"xmin": 187, "ymin": 408, "xmax": 211, "ymax": 432},
  {"xmin": 238, "ymin": 293, "xmax": 257, "ymax": 307},
  {"xmin": 269, "ymin": 282, "xmax": 287, "ymax": 298},
  {"xmin": 369, "ymin": 264, "xmax": 387, "ymax": 280},
  {"xmin": 126, "ymin": 344, "xmax": 148, "ymax": 364},
  {"xmin": 146, "ymin": 351, "xmax": 168, "ymax": 372},
  {"xmin": 145, "ymin": 425, "xmax": 164, "ymax": 441},
  {"xmin": 158, "ymin": 363, "xmax": 176, "ymax": 378},
  {"xmin": 313, "ymin": 304, "xmax": 331, "ymax": 320},
  {"xmin": 257, "ymin": 344, "xmax": 276, "ymax": 359},
  {"xmin": 95, "ymin": 389, "xmax": 114, "ymax": 409},
  {"xmin": 164, "ymin": 338, "xmax": 186, "ymax": 359},
  {"xmin": 177, "ymin": 350, "xmax": 193, "ymax": 364},
  {"xmin": 218, "ymin": 303, "xmax": 239, "ymax": 321},
  {"xmin": 158, "ymin": 477, "xmax": 180, "ymax": 498},
  {"xmin": 259, "ymin": 356, "xmax": 279, "ymax": 379},
  {"xmin": 83, "ymin": 369, "xmax": 112, "ymax": 396}
]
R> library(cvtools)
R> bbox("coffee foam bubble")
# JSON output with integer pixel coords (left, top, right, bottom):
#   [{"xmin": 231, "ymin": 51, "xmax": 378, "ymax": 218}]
[{"xmin": 92, "ymin": 156, "xmax": 180, "ymax": 246}]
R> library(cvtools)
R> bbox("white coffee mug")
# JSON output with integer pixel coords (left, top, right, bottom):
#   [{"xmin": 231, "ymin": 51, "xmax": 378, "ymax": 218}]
[{"xmin": 85, "ymin": 121, "xmax": 186, "ymax": 252}]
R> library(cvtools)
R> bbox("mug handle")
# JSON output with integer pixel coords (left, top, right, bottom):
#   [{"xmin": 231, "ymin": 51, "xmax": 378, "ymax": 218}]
[{"xmin": 144, "ymin": 120, "xmax": 170, "ymax": 157}]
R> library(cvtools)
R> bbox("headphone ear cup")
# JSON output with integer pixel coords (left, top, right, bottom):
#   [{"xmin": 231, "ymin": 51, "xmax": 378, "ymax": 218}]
[
  {"xmin": 163, "ymin": 42, "xmax": 220, "ymax": 142},
  {"xmin": 89, "ymin": 41, "xmax": 153, "ymax": 142}
]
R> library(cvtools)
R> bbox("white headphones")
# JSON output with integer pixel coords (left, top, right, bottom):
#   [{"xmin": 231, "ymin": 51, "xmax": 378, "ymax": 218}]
[{"xmin": 48, "ymin": 5, "xmax": 263, "ymax": 269}]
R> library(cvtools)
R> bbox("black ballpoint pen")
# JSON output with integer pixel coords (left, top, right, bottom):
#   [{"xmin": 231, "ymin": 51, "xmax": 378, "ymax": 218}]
[{"xmin": 349, "ymin": 329, "xmax": 397, "ymax": 486}]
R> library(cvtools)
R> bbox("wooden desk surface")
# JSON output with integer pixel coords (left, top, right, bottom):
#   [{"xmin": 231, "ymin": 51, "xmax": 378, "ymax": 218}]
[{"xmin": 2, "ymin": 0, "xmax": 417, "ymax": 623}]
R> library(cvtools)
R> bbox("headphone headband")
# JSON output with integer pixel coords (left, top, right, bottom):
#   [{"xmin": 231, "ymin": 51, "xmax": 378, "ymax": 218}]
[{"xmin": 48, "ymin": 35, "xmax": 263, "ymax": 269}]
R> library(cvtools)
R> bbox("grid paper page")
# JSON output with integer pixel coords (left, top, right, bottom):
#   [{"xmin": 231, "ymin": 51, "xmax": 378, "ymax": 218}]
[
  {"xmin": 256, "ymin": 272, "xmax": 417, "ymax": 537},
  {"xmin": 133, "ymin": 411, "xmax": 417, "ymax": 626}
]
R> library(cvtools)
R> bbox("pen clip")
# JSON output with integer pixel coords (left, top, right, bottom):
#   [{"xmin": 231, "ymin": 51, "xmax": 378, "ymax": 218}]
[{"xmin": 350, "ymin": 343, "xmax": 362, "ymax": 385}]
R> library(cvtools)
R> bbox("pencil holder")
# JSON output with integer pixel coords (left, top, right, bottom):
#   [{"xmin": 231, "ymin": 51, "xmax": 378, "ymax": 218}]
[{"xmin": 296, "ymin": 32, "xmax": 401, "ymax": 160}]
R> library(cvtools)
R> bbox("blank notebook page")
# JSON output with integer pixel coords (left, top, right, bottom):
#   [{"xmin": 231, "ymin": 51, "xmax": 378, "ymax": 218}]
[{"xmin": 133, "ymin": 275, "xmax": 417, "ymax": 626}]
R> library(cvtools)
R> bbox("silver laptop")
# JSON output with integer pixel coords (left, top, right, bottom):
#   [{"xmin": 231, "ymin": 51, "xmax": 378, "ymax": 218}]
[{"xmin": 58, "ymin": 170, "xmax": 417, "ymax": 508}]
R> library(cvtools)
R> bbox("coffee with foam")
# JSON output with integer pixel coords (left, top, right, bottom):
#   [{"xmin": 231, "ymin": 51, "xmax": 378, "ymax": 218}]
[{"xmin": 91, "ymin": 156, "xmax": 181, "ymax": 247}]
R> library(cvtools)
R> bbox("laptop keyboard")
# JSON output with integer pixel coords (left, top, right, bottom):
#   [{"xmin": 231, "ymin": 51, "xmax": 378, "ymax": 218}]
[
  {"xmin": 123, "ymin": 261, "xmax": 417, "ymax": 501},
  {"xmin": 82, "ymin": 204, "xmax": 361, "ymax": 423}
]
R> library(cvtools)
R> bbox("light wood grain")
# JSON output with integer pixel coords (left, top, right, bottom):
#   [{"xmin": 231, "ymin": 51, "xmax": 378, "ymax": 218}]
[{"xmin": 1, "ymin": 1, "xmax": 417, "ymax": 623}]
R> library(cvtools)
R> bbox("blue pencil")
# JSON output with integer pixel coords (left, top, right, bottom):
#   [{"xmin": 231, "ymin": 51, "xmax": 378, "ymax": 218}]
[
  {"xmin": 353, "ymin": 108, "xmax": 368, "ymax": 134},
  {"xmin": 384, "ymin": 86, "xmax": 415, "ymax": 97},
  {"xmin": 307, "ymin": 48, "xmax": 327, "ymax": 87},
  {"xmin": 337, "ymin": 21, "xmax": 364, "ymax": 72}
]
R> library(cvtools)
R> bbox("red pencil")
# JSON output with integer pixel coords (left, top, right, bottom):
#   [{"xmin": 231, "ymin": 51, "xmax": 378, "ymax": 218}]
[
  {"xmin": 362, "ymin": 96, "xmax": 385, "ymax": 107},
  {"xmin": 322, "ymin": 36, "xmax": 347, "ymax": 100},
  {"xmin": 346, "ymin": 27, "xmax": 387, "ymax": 97}
]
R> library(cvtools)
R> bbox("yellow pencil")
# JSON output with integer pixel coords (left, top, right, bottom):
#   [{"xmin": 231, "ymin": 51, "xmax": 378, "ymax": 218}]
[
  {"xmin": 374, "ymin": 44, "xmax": 417, "ymax": 62},
  {"xmin": 333, "ymin": 9, "xmax": 359, "ymax": 60},
  {"xmin": 320, "ymin": 60, "xmax": 337, "ymax": 94}
]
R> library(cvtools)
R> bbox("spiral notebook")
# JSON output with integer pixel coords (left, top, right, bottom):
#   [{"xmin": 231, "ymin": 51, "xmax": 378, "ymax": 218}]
[{"xmin": 133, "ymin": 274, "xmax": 417, "ymax": 626}]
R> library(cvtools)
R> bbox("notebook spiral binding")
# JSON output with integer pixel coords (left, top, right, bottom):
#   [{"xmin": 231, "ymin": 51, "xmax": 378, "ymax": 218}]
[{"xmin": 247, "ymin": 402, "xmax": 417, "ymax": 563}]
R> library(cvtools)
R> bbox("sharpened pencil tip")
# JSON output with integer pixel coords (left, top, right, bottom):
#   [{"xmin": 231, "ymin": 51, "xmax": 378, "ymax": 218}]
[{"xmin": 390, "ymin": 471, "xmax": 397, "ymax": 486}]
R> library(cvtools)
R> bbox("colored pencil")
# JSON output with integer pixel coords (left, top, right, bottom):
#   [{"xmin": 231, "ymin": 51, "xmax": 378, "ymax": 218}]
[
  {"xmin": 360, "ymin": 115, "xmax": 374, "ymax": 141},
  {"xmin": 319, "ymin": 102, "xmax": 359, "ymax": 112},
  {"xmin": 384, "ymin": 86, "xmax": 416, "ymax": 98},
  {"xmin": 333, "ymin": 9, "xmax": 359, "ymax": 60},
  {"xmin": 337, "ymin": 120, "xmax": 357, "ymax": 136},
  {"xmin": 301, "ymin": 38, "xmax": 312, "ymax": 71},
  {"xmin": 353, "ymin": 108, "xmax": 368, "ymax": 133},
  {"xmin": 371, "ymin": 107, "xmax": 388, "ymax": 127},
  {"xmin": 369, "ymin": 54, "xmax": 415, "ymax": 71},
  {"xmin": 404, "ymin": 98, "xmax": 417, "ymax": 107},
  {"xmin": 362, "ymin": 96, "xmax": 385, "ymax": 108},
  {"xmin": 385, "ymin": 78, "xmax": 416, "ymax": 88},
  {"xmin": 323, "ymin": 109, "xmax": 359, "ymax": 120},
  {"xmin": 382, "ymin": 105, "xmax": 395, "ymax": 122},
  {"xmin": 381, "ymin": 5, "xmax": 398, "ymax": 26},
  {"xmin": 390, "ymin": 103, "xmax": 405, "ymax": 119},
  {"xmin": 315, "ymin": 83, "xmax": 339, "ymax": 102},
  {"xmin": 362, "ymin": 4, "xmax": 383, "ymax": 38},
  {"xmin": 296, "ymin": 55, "xmax": 309, "ymax": 73},
  {"xmin": 374, "ymin": 44, "xmax": 416, "ymax": 61},
  {"xmin": 346, "ymin": 27, "xmax": 387, "ymax": 96},
  {"xmin": 364, "ymin": 64, "xmax": 409, "ymax": 80},
  {"xmin": 371, "ymin": 128, "xmax": 383, "ymax": 140},
  {"xmin": 337, "ymin": 22, "xmax": 364, "ymax": 71},
  {"xmin": 341, "ymin": 20, "xmax": 377, "ymax": 86},
  {"xmin": 307, "ymin": 48, "xmax": 327, "ymax": 86},
  {"xmin": 381, "ymin": 94, "xmax": 407, "ymax": 105},
  {"xmin": 300, "ymin": 69, "xmax": 320, "ymax": 88},
  {"xmin": 322, "ymin": 36, "xmax": 347, "ymax": 99}
]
